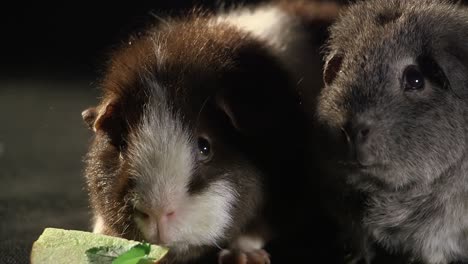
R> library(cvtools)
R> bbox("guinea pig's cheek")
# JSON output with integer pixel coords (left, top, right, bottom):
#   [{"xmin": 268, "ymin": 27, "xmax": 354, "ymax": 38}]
[{"xmin": 168, "ymin": 180, "xmax": 238, "ymax": 246}]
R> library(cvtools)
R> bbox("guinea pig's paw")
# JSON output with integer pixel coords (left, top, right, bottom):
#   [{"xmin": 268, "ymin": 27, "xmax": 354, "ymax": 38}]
[
  {"xmin": 243, "ymin": 249, "xmax": 270, "ymax": 264},
  {"xmin": 218, "ymin": 249, "xmax": 271, "ymax": 264}
]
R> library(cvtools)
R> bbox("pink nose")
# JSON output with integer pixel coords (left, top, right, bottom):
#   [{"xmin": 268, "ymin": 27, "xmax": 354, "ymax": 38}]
[
  {"xmin": 134, "ymin": 205, "xmax": 176, "ymax": 244},
  {"xmin": 135, "ymin": 206, "xmax": 175, "ymax": 221}
]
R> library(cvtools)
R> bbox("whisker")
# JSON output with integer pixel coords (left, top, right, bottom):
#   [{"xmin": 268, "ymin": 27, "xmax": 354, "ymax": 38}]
[
  {"xmin": 149, "ymin": 11, "xmax": 170, "ymax": 26},
  {"xmin": 213, "ymin": 240, "xmax": 223, "ymax": 250},
  {"xmin": 196, "ymin": 96, "xmax": 211, "ymax": 126}
]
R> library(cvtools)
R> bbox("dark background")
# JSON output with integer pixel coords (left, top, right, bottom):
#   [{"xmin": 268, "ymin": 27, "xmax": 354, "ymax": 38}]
[
  {"xmin": 1, "ymin": 0, "xmax": 354, "ymax": 79},
  {"xmin": 1, "ymin": 1, "xmax": 272, "ymax": 79}
]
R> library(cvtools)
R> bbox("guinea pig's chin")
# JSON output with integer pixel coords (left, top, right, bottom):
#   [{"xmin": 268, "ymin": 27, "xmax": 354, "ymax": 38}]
[
  {"xmin": 164, "ymin": 242, "xmax": 191, "ymax": 254},
  {"xmin": 345, "ymin": 166, "xmax": 418, "ymax": 192},
  {"xmin": 345, "ymin": 169, "xmax": 379, "ymax": 184},
  {"xmin": 344, "ymin": 165, "xmax": 397, "ymax": 190}
]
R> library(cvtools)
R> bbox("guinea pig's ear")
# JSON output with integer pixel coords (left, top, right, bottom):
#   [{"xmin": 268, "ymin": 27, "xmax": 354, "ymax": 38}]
[
  {"xmin": 82, "ymin": 107, "xmax": 98, "ymax": 130},
  {"xmin": 215, "ymin": 88, "xmax": 253, "ymax": 133},
  {"xmin": 438, "ymin": 42, "xmax": 468, "ymax": 98},
  {"xmin": 215, "ymin": 86, "xmax": 289, "ymax": 137},
  {"xmin": 324, "ymin": 52, "xmax": 344, "ymax": 86},
  {"xmin": 81, "ymin": 101, "xmax": 125, "ymax": 147},
  {"xmin": 214, "ymin": 43, "xmax": 298, "ymax": 136}
]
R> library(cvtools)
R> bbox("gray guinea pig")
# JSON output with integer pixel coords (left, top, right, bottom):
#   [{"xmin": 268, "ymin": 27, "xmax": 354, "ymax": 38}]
[
  {"xmin": 316, "ymin": 0, "xmax": 468, "ymax": 263},
  {"xmin": 81, "ymin": 1, "xmax": 338, "ymax": 263}
]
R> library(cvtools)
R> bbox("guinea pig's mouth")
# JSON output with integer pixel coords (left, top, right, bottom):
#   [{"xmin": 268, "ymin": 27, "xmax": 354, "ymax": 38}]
[
  {"xmin": 164, "ymin": 241, "xmax": 191, "ymax": 251},
  {"xmin": 141, "ymin": 237, "xmax": 193, "ymax": 253}
]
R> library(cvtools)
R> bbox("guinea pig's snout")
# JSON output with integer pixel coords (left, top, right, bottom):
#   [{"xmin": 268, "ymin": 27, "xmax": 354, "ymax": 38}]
[
  {"xmin": 134, "ymin": 204, "xmax": 177, "ymax": 245},
  {"xmin": 342, "ymin": 119, "xmax": 376, "ymax": 167},
  {"xmin": 353, "ymin": 123, "xmax": 371, "ymax": 145}
]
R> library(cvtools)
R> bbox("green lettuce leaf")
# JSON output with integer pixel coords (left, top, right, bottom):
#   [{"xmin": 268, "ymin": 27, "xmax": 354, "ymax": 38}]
[{"xmin": 86, "ymin": 243, "xmax": 156, "ymax": 264}]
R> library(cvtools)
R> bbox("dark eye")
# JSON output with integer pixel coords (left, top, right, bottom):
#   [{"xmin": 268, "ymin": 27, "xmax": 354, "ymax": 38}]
[
  {"xmin": 197, "ymin": 137, "xmax": 212, "ymax": 161},
  {"xmin": 404, "ymin": 65, "xmax": 425, "ymax": 91}
]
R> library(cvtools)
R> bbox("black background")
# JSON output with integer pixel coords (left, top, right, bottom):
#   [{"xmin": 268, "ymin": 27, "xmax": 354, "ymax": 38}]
[
  {"xmin": 1, "ymin": 1, "xmax": 270, "ymax": 79},
  {"xmin": 0, "ymin": 0, "xmax": 357, "ymax": 79}
]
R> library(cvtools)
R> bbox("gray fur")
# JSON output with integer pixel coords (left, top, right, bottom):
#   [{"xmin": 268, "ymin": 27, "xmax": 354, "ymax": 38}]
[{"xmin": 317, "ymin": 0, "xmax": 468, "ymax": 263}]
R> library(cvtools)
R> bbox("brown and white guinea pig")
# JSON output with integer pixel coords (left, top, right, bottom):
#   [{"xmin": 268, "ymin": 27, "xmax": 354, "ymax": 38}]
[{"xmin": 81, "ymin": 1, "xmax": 338, "ymax": 263}]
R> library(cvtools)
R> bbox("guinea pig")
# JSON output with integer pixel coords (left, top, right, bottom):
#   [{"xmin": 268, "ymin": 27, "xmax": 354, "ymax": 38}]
[
  {"xmin": 316, "ymin": 0, "xmax": 468, "ymax": 263},
  {"xmin": 81, "ymin": 1, "xmax": 338, "ymax": 263}
]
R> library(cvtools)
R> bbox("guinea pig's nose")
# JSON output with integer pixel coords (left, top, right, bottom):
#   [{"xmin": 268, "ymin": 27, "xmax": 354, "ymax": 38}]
[
  {"xmin": 344, "ymin": 120, "xmax": 372, "ymax": 144},
  {"xmin": 355, "ymin": 124, "xmax": 370, "ymax": 144},
  {"xmin": 135, "ymin": 206, "xmax": 176, "ymax": 223},
  {"xmin": 341, "ymin": 122, "xmax": 371, "ymax": 144},
  {"xmin": 342, "ymin": 119, "xmax": 376, "ymax": 165},
  {"xmin": 134, "ymin": 205, "xmax": 177, "ymax": 244}
]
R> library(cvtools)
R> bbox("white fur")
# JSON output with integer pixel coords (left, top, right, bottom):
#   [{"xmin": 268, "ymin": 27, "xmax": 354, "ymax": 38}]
[
  {"xmin": 93, "ymin": 215, "xmax": 105, "ymax": 233},
  {"xmin": 151, "ymin": 37, "xmax": 167, "ymax": 70},
  {"xmin": 214, "ymin": 4, "xmax": 320, "ymax": 100},
  {"xmin": 128, "ymin": 81, "xmax": 193, "ymax": 214},
  {"xmin": 169, "ymin": 180, "xmax": 238, "ymax": 246},
  {"xmin": 126, "ymin": 78, "xmax": 238, "ymax": 250},
  {"xmin": 214, "ymin": 5, "xmax": 294, "ymax": 52},
  {"xmin": 233, "ymin": 236, "xmax": 265, "ymax": 252}
]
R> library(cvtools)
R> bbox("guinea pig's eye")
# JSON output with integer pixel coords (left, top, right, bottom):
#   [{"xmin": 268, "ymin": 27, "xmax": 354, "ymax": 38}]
[
  {"xmin": 403, "ymin": 65, "xmax": 425, "ymax": 91},
  {"xmin": 197, "ymin": 137, "xmax": 212, "ymax": 161}
]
